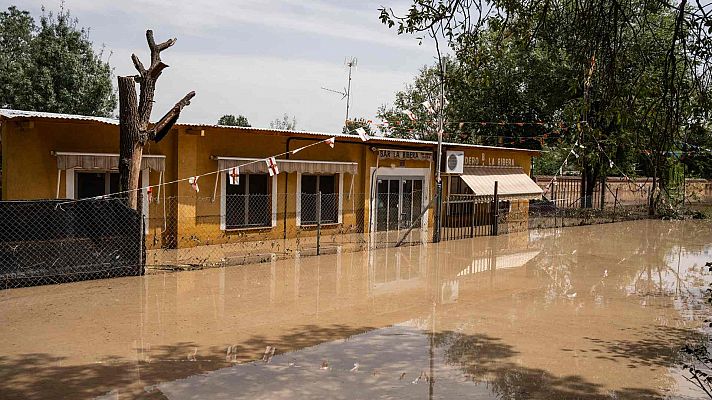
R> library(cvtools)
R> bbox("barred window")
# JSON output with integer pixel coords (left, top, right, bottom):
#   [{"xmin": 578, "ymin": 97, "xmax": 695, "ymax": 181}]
[
  {"xmin": 300, "ymin": 174, "xmax": 338, "ymax": 225},
  {"xmin": 225, "ymin": 173, "xmax": 271, "ymax": 229}
]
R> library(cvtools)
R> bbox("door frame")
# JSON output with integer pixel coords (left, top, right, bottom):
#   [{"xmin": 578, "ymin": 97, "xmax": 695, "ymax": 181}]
[{"xmin": 369, "ymin": 167, "xmax": 430, "ymax": 234}]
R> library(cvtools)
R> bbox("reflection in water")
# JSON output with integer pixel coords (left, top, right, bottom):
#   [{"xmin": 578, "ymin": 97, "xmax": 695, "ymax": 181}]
[{"xmin": 0, "ymin": 220, "xmax": 710, "ymax": 399}]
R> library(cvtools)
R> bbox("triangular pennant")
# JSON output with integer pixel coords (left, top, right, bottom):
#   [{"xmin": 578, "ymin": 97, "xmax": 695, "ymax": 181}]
[
  {"xmin": 402, "ymin": 109, "xmax": 417, "ymax": 121},
  {"xmin": 422, "ymin": 101, "xmax": 435, "ymax": 115},
  {"xmin": 356, "ymin": 127, "xmax": 369, "ymax": 141},
  {"xmin": 326, "ymin": 137, "xmax": 336, "ymax": 148}
]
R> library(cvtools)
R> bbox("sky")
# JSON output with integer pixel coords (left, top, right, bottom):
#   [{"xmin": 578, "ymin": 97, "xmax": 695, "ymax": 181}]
[{"xmin": 7, "ymin": 0, "xmax": 439, "ymax": 132}]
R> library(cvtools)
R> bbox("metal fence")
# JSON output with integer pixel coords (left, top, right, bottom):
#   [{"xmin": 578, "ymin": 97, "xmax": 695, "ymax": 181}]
[
  {"xmin": 536, "ymin": 176, "xmax": 712, "ymax": 210},
  {"xmin": 0, "ymin": 199, "xmax": 144, "ymax": 289},
  {"xmin": 2, "ymin": 178, "xmax": 709, "ymax": 288}
]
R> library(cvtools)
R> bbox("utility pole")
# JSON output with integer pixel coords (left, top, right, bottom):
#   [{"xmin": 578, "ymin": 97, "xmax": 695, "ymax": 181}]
[{"xmin": 433, "ymin": 62, "xmax": 445, "ymax": 243}]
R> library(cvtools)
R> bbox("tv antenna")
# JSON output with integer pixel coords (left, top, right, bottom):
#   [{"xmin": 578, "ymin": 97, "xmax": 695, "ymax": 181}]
[{"xmin": 321, "ymin": 56, "xmax": 358, "ymax": 124}]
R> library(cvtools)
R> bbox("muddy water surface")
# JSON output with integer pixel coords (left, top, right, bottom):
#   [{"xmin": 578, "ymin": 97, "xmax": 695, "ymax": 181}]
[{"xmin": 1, "ymin": 220, "xmax": 711, "ymax": 399}]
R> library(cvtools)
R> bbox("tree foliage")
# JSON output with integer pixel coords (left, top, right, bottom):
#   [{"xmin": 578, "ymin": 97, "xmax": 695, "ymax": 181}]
[
  {"xmin": 218, "ymin": 114, "xmax": 251, "ymax": 127},
  {"xmin": 0, "ymin": 6, "xmax": 116, "ymax": 116},
  {"xmin": 270, "ymin": 113, "xmax": 297, "ymax": 131},
  {"xmin": 379, "ymin": 0, "xmax": 712, "ymax": 211},
  {"xmin": 343, "ymin": 118, "xmax": 375, "ymax": 135}
]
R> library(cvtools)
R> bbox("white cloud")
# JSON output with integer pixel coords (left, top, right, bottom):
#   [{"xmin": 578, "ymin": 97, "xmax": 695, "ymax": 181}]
[
  {"xmin": 113, "ymin": 49, "xmax": 415, "ymax": 132},
  {"xmin": 57, "ymin": 0, "xmax": 425, "ymax": 51}
]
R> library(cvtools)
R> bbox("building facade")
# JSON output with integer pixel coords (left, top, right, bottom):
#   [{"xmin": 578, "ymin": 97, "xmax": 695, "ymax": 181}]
[{"xmin": 1, "ymin": 109, "xmax": 542, "ymax": 265}]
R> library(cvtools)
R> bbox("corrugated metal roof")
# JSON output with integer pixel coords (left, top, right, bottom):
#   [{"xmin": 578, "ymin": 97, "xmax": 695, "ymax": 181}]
[
  {"xmin": 460, "ymin": 166, "xmax": 543, "ymax": 199},
  {"xmin": 0, "ymin": 108, "xmax": 539, "ymax": 154},
  {"xmin": 0, "ymin": 109, "xmax": 119, "ymax": 125}
]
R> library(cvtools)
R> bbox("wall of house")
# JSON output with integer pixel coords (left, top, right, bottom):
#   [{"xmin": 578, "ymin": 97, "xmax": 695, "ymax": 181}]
[
  {"xmin": 169, "ymin": 127, "xmax": 373, "ymax": 249},
  {"xmin": 1, "ymin": 119, "xmax": 178, "ymax": 201},
  {"xmin": 2, "ymin": 118, "xmax": 536, "ymax": 255}
]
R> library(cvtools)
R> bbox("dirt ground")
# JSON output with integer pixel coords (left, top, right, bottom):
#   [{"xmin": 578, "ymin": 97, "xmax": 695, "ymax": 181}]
[{"xmin": 1, "ymin": 219, "xmax": 710, "ymax": 399}]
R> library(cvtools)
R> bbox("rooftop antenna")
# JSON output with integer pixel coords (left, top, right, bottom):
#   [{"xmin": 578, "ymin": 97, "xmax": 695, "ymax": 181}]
[{"xmin": 321, "ymin": 56, "xmax": 358, "ymax": 125}]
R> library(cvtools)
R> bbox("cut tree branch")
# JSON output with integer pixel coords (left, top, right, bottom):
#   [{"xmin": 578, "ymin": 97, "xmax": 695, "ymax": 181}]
[
  {"xmin": 149, "ymin": 91, "xmax": 196, "ymax": 143},
  {"xmin": 131, "ymin": 54, "xmax": 146, "ymax": 75}
]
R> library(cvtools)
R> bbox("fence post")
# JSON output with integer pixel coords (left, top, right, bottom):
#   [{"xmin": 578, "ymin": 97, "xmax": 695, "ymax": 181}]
[
  {"xmin": 316, "ymin": 191, "xmax": 321, "ymax": 256},
  {"xmin": 600, "ymin": 175, "xmax": 606, "ymax": 210},
  {"xmin": 492, "ymin": 181, "xmax": 499, "ymax": 236},
  {"xmin": 470, "ymin": 197, "xmax": 476, "ymax": 238}
]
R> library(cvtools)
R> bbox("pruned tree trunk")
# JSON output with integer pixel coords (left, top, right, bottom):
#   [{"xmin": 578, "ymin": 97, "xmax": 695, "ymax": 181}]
[
  {"xmin": 118, "ymin": 30, "xmax": 196, "ymax": 210},
  {"xmin": 119, "ymin": 76, "xmax": 142, "ymax": 209}
]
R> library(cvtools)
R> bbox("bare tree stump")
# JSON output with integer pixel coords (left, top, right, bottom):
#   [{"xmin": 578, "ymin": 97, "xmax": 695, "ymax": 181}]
[{"xmin": 118, "ymin": 30, "xmax": 195, "ymax": 210}]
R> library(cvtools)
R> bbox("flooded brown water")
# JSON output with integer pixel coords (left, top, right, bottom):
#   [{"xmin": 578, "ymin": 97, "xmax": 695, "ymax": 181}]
[{"xmin": 1, "ymin": 219, "xmax": 711, "ymax": 399}]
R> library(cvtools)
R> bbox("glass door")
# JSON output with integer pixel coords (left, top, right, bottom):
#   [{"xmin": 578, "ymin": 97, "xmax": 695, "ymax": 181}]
[{"xmin": 376, "ymin": 177, "xmax": 425, "ymax": 231}]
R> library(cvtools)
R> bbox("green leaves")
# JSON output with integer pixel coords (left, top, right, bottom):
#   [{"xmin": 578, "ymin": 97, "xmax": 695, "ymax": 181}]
[
  {"xmin": 0, "ymin": 6, "xmax": 115, "ymax": 116},
  {"xmin": 218, "ymin": 114, "xmax": 251, "ymax": 127}
]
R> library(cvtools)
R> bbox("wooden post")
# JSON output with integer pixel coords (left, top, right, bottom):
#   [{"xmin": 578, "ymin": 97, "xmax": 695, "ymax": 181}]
[
  {"xmin": 492, "ymin": 181, "xmax": 499, "ymax": 236},
  {"xmin": 316, "ymin": 191, "xmax": 322, "ymax": 256}
]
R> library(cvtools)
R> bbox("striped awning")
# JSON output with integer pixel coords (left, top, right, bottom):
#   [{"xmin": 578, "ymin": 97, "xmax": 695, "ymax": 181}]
[
  {"xmin": 54, "ymin": 152, "xmax": 166, "ymax": 172},
  {"xmin": 460, "ymin": 166, "xmax": 543, "ymax": 200},
  {"xmin": 215, "ymin": 157, "xmax": 358, "ymax": 175}
]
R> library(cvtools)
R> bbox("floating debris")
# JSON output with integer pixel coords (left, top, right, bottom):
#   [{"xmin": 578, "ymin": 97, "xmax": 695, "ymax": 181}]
[
  {"xmin": 262, "ymin": 346, "xmax": 275, "ymax": 363},
  {"xmin": 187, "ymin": 347, "xmax": 197, "ymax": 362}
]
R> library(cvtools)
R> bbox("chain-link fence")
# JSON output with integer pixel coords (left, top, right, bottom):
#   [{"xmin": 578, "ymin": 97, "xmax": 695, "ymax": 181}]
[
  {"xmin": 0, "ymin": 198, "xmax": 144, "ymax": 289},
  {"xmin": 145, "ymin": 193, "xmax": 369, "ymax": 269},
  {"xmin": 2, "ymin": 178, "xmax": 709, "ymax": 288}
]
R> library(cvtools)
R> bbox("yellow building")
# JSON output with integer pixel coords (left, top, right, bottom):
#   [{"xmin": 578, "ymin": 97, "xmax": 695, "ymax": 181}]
[{"xmin": 0, "ymin": 109, "xmax": 541, "ymax": 265}]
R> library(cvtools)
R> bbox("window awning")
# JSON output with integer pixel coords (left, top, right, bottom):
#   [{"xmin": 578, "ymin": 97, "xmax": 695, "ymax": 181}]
[
  {"xmin": 54, "ymin": 152, "xmax": 166, "ymax": 172},
  {"xmin": 460, "ymin": 167, "xmax": 543, "ymax": 200},
  {"xmin": 215, "ymin": 157, "xmax": 358, "ymax": 175}
]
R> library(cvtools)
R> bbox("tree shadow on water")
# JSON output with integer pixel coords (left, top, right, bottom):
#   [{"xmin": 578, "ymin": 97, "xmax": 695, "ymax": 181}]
[
  {"xmin": 0, "ymin": 324, "xmax": 376, "ymax": 399},
  {"xmin": 0, "ymin": 325, "xmax": 672, "ymax": 399},
  {"xmin": 435, "ymin": 330, "xmax": 666, "ymax": 400}
]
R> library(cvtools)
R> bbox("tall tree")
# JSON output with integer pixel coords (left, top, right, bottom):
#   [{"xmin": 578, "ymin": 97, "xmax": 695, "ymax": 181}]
[
  {"xmin": 218, "ymin": 114, "xmax": 251, "ymax": 127},
  {"xmin": 0, "ymin": 6, "xmax": 115, "ymax": 116},
  {"xmin": 379, "ymin": 0, "xmax": 712, "ymax": 214},
  {"xmin": 118, "ymin": 30, "xmax": 195, "ymax": 210}
]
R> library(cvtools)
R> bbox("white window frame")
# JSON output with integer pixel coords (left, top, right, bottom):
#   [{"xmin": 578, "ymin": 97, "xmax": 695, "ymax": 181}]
[
  {"xmin": 296, "ymin": 172, "xmax": 343, "ymax": 226},
  {"xmin": 220, "ymin": 172, "xmax": 278, "ymax": 230},
  {"xmin": 65, "ymin": 168, "xmax": 150, "ymax": 232}
]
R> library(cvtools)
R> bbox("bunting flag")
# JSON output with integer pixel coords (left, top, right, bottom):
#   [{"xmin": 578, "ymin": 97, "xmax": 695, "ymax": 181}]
[
  {"xmin": 188, "ymin": 176, "xmax": 200, "ymax": 192},
  {"xmin": 229, "ymin": 167, "xmax": 240, "ymax": 185},
  {"xmin": 571, "ymin": 149, "xmax": 579, "ymax": 159},
  {"xmin": 381, "ymin": 120, "xmax": 390, "ymax": 128},
  {"xmin": 422, "ymin": 101, "xmax": 435, "ymax": 115},
  {"xmin": 326, "ymin": 137, "xmax": 336, "ymax": 148},
  {"xmin": 266, "ymin": 157, "xmax": 279, "ymax": 176},
  {"xmin": 402, "ymin": 109, "xmax": 417, "ymax": 121},
  {"xmin": 458, "ymin": 122, "xmax": 465, "ymax": 129},
  {"xmin": 356, "ymin": 127, "xmax": 369, "ymax": 141},
  {"xmin": 609, "ymin": 160, "xmax": 614, "ymax": 168},
  {"xmin": 147, "ymin": 186, "xmax": 153, "ymax": 203}
]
